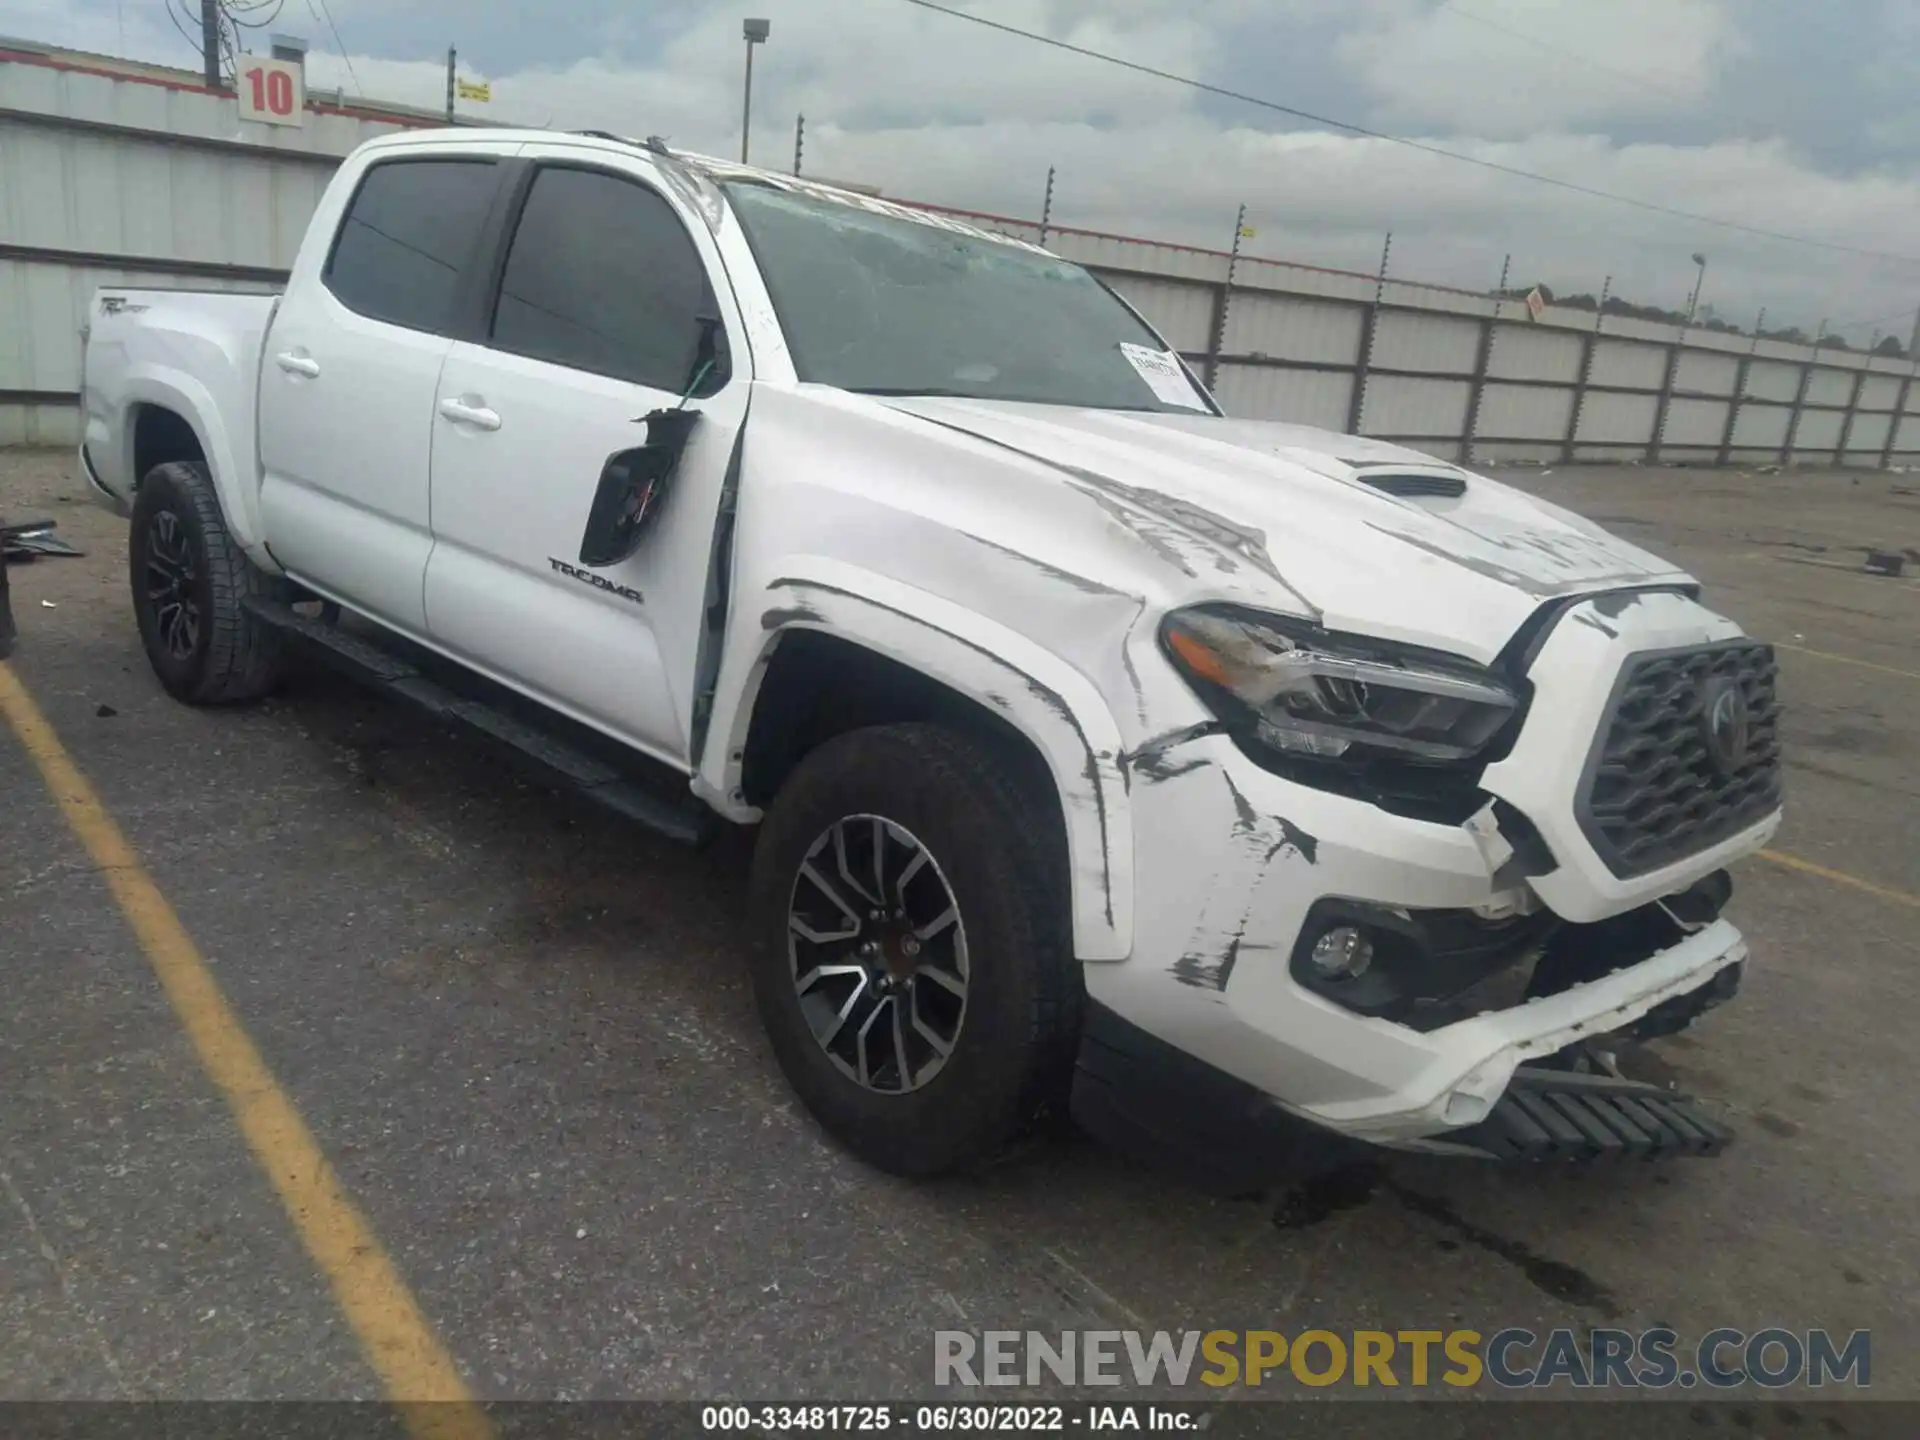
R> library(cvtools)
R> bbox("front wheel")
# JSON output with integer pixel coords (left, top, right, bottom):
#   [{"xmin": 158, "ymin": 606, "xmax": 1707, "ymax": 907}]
[
  {"xmin": 748, "ymin": 723, "xmax": 1082, "ymax": 1176},
  {"xmin": 129, "ymin": 460, "xmax": 283, "ymax": 705}
]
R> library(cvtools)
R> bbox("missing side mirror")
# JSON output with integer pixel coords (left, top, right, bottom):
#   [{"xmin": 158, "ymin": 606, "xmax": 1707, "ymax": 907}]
[{"xmin": 578, "ymin": 407, "xmax": 703, "ymax": 569}]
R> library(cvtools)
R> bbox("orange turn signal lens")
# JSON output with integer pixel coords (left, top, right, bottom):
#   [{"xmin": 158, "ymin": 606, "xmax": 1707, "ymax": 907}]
[{"xmin": 1167, "ymin": 627, "xmax": 1234, "ymax": 686}]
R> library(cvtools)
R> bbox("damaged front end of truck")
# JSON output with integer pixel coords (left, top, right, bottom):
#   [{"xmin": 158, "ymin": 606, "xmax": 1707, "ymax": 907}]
[{"xmin": 796, "ymin": 407, "xmax": 1786, "ymax": 1189}]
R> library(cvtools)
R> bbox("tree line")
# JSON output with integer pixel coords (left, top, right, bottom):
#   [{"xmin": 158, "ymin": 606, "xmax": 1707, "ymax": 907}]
[{"xmin": 1500, "ymin": 285, "xmax": 1907, "ymax": 357}]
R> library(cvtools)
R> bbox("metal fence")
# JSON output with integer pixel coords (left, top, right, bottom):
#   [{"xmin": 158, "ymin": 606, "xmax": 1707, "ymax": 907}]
[
  {"xmin": 976, "ymin": 210, "xmax": 1920, "ymax": 469},
  {"xmin": 6, "ymin": 46, "xmax": 1919, "ymax": 468}
]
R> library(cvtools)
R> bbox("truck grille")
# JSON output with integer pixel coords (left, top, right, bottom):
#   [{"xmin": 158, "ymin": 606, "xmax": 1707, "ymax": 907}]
[{"xmin": 1579, "ymin": 641, "xmax": 1781, "ymax": 878}]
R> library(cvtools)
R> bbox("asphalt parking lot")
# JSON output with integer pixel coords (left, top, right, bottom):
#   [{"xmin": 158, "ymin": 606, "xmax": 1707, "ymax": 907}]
[{"xmin": 1, "ymin": 446, "xmax": 1915, "ymax": 1415}]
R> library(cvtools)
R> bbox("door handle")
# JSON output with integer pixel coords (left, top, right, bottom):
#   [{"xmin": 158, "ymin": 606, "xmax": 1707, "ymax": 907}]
[
  {"xmin": 438, "ymin": 397, "xmax": 501, "ymax": 432},
  {"xmin": 275, "ymin": 351, "xmax": 320, "ymax": 378}
]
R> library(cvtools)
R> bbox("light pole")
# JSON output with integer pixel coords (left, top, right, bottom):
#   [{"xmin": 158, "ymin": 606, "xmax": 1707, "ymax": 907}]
[
  {"xmin": 741, "ymin": 18, "xmax": 770, "ymax": 164},
  {"xmin": 1686, "ymin": 252, "xmax": 1708, "ymax": 324}
]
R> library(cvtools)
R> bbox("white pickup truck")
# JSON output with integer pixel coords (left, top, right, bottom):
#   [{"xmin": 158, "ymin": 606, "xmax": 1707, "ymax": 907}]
[{"xmin": 78, "ymin": 128, "xmax": 1782, "ymax": 1189}]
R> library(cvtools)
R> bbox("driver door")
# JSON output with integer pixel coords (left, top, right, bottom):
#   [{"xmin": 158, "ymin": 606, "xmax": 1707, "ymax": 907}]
[{"xmin": 423, "ymin": 153, "xmax": 748, "ymax": 768}]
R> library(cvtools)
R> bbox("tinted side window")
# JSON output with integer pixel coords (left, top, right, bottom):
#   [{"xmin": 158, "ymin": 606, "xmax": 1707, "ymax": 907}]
[
  {"xmin": 325, "ymin": 159, "xmax": 499, "ymax": 333},
  {"xmin": 491, "ymin": 167, "xmax": 722, "ymax": 393}
]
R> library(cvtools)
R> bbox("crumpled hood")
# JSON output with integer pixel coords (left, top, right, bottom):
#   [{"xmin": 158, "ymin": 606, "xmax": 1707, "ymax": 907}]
[{"xmin": 877, "ymin": 396, "xmax": 1694, "ymax": 663}]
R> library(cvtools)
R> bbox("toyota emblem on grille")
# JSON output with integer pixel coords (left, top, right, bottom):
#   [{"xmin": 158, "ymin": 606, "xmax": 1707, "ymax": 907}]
[{"xmin": 1701, "ymin": 676, "xmax": 1750, "ymax": 774}]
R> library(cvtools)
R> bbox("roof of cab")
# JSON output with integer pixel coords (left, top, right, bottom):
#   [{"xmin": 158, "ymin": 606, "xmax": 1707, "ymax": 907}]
[{"xmin": 351, "ymin": 127, "xmax": 1056, "ymax": 257}]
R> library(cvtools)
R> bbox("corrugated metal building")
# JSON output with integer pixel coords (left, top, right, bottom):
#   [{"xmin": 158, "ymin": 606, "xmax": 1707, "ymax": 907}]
[
  {"xmin": 1, "ymin": 37, "xmax": 437, "ymax": 445},
  {"xmin": 5, "ymin": 38, "xmax": 1919, "ymax": 467}
]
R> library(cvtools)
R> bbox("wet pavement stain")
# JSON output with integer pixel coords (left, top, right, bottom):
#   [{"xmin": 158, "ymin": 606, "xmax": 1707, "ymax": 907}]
[
  {"xmin": 1271, "ymin": 1163, "xmax": 1381, "ymax": 1230},
  {"xmin": 1385, "ymin": 1181, "xmax": 1621, "ymax": 1319}
]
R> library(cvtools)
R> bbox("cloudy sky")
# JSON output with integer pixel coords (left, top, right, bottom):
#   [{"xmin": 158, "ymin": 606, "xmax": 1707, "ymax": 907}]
[{"xmin": 8, "ymin": 0, "xmax": 1920, "ymax": 344}]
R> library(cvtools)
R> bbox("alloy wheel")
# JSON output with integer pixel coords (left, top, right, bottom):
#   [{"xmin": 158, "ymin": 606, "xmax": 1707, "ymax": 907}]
[
  {"xmin": 786, "ymin": 814, "xmax": 969, "ymax": 1094},
  {"xmin": 144, "ymin": 510, "xmax": 201, "ymax": 661}
]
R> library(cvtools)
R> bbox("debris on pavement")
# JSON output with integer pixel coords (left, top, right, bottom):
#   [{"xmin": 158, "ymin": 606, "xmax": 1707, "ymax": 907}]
[
  {"xmin": 1864, "ymin": 550, "xmax": 1906, "ymax": 578},
  {"xmin": 3, "ymin": 518, "xmax": 84, "ymax": 560}
]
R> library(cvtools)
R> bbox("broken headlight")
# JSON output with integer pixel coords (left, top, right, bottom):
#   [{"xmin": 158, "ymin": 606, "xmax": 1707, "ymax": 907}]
[{"xmin": 1161, "ymin": 606, "xmax": 1518, "ymax": 765}]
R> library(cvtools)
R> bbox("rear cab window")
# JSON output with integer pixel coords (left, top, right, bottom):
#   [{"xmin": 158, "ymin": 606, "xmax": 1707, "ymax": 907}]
[
  {"xmin": 487, "ymin": 164, "xmax": 729, "ymax": 396},
  {"xmin": 324, "ymin": 158, "xmax": 501, "ymax": 334}
]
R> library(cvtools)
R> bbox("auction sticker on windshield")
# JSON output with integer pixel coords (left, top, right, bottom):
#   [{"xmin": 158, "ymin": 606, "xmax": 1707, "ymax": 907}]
[{"xmin": 1118, "ymin": 343, "xmax": 1209, "ymax": 411}]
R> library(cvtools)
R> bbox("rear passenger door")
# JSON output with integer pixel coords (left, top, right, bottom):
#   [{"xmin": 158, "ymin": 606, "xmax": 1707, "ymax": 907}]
[
  {"xmin": 423, "ymin": 152, "xmax": 749, "ymax": 767},
  {"xmin": 258, "ymin": 146, "xmax": 515, "ymax": 634}
]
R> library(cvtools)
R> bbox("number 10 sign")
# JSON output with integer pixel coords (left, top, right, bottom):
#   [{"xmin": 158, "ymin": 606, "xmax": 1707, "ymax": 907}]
[{"xmin": 237, "ymin": 56, "xmax": 305, "ymax": 127}]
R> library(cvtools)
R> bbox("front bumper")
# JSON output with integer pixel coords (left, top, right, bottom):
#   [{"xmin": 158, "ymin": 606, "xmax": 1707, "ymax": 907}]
[
  {"xmin": 1086, "ymin": 591, "xmax": 1772, "ymax": 1159},
  {"xmin": 1071, "ymin": 1001, "xmax": 1731, "ymax": 1195}
]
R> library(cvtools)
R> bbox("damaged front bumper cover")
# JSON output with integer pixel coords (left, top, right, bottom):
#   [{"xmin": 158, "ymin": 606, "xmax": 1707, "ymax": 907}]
[
  {"xmin": 1072, "ymin": 920, "xmax": 1745, "ymax": 1192},
  {"xmin": 1404, "ymin": 1064, "xmax": 1732, "ymax": 1162},
  {"xmin": 1299, "ymin": 917, "xmax": 1745, "ymax": 1145}
]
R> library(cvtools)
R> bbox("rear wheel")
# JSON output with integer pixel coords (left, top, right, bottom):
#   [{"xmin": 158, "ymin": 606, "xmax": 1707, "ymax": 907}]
[
  {"xmin": 129, "ymin": 460, "xmax": 283, "ymax": 704},
  {"xmin": 748, "ymin": 723, "xmax": 1082, "ymax": 1176}
]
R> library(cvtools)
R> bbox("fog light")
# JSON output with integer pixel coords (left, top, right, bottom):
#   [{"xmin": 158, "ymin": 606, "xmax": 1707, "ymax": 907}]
[{"xmin": 1308, "ymin": 925, "xmax": 1373, "ymax": 980}]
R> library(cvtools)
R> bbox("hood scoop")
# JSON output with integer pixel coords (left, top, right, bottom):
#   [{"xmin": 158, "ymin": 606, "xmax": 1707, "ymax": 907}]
[{"xmin": 1355, "ymin": 470, "xmax": 1469, "ymax": 499}]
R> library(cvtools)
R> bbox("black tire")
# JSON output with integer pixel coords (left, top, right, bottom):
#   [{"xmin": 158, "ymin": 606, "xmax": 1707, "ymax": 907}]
[
  {"xmin": 748, "ymin": 723, "xmax": 1083, "ymax": 1176},
  {"xmin": 129, "ymin": 460, "xmax": 283, "ymax": 705}
]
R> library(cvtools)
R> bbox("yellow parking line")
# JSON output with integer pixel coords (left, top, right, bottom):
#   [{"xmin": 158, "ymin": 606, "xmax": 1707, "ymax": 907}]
[
  {"xmin": 0, "ymin": 663, "xmax": 492, "ymax": 1440},
  {"xmin": 1760, "ymin": 849, "xmax": 1920, "ymax": 910},
  {"xmin": 1775, "ymin": 642, "xmax": 1920, "ymax": 682}
]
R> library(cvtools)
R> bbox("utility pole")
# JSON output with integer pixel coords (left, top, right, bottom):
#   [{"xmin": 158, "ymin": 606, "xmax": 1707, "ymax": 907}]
[
  {"xmin": 793, "ymin": 113, "xmax": 804, "ymax": 175},
  {"xmin": 1909, "ymin": 306, "xmax": 1920, "ymax": 358},
  {"xmin": 1038, "ymin": 166, "xmax": 1055, "ymax": 246},
  {"xmin": 445, "ymin": 47, "xmax": 456, "ymax": 123},
  {"xmin": 200, "ymin": 0, "xmax": 221, "ymax": 89}
]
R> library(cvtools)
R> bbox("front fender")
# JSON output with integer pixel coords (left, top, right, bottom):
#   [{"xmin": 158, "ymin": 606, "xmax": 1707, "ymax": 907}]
[
  {"xmin": 121, "ymin": 366, "xmax": 273, "ymax": 568},
  {"xmin": 700, "ymin": 558, "xmax": 1135, "ymax": 962}
]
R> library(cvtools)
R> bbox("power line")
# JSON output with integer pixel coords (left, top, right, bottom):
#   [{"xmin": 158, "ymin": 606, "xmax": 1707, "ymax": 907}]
[
  {"xmin": 898, "ymin": 0, "xmax": 1920, "ymax": 268},
  {"xmin": 306, "ymin": 0, "xmax": 361, "ymax": 94},
  {"xmin": 163, "ymin": 0, "xmax": 200, "ymax": 56},
  {"xmin": 225, "ymin": 0, "xmax": 287, "ymax": 31},
  {"xmin": 1437, "ymin": 1, "xmax": 1700, "ymax": 111},
  {"xmin": 163, "ymin": 0, "xmax": 288, "ymax": 81}
]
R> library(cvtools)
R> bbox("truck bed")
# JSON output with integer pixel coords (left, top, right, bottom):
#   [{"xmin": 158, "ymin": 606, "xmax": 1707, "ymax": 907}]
[{"xmin": 81, "ymin": 288, "xmax": 281, "ymax": 510}]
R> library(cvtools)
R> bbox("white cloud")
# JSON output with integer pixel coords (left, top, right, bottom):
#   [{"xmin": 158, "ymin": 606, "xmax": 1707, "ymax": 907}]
[
  {"xmin": 287, "ymin": 3, "xmax": 1920, "ymax": 342},
  {"xmin": 791, "ymin": 117, "xmax": 1920, "ymax": 336},
  {"xmin": 1339, "ymin": 0, "xmax": 1738, "ymax": 137},
  {"xmin": 5, "ymin": 0, "xmax": 1918, "ymax": 344}
]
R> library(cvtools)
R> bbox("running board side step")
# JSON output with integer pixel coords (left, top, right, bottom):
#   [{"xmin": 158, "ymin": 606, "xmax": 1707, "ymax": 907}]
[{"xmin": 244, "ymin": 596, "xmax": 721, "ymax": 848}]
